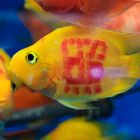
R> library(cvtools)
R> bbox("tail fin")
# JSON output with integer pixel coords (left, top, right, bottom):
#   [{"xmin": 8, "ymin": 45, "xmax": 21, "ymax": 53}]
[
  {"xmin": 128, "ymin": 53, "xmax": 140, "ymax": 78},
  {"xmin": 57, "ymin": 100, "xmax": 98, "ymax": 110}
]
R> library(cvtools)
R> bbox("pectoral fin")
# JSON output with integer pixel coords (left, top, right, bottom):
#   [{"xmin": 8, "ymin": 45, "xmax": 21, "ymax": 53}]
[{"xmin": 57, "ymin": 100, "xmax": 98, "ymax": 110}]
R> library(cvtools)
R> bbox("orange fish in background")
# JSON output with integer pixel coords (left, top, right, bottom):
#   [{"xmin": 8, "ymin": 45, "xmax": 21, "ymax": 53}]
[
  {"xmin": 19, "ymin": 10, "xmax": 52, "ymax": 42},
  {"xmin": 34, "ymin": 0, "xmax": 140, "ymax": 27},
  {"xmin": 106, "ymin": 3, "xmax": 140, "ymax": 33},
  {"xmin": 0, "ymin": 50, "xmax": 52, "ymax": 117},
  {"xmin": 14, "ymin": 86, "xmax": 52, "ymax": 111},
  {"xmin": 0, "ymin": 49, "xmax": 13, "ymax": 119}
]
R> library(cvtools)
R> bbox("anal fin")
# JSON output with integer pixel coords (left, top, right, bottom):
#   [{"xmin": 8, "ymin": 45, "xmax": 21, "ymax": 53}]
[{"xmin": 57, "ymin": 100, "xmax": 98, "ymax": 110}]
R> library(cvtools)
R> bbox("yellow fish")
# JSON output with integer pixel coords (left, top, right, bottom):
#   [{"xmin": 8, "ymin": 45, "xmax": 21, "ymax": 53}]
[
  {"xmin": 9, "ymin": 26, "xmax": 140, "ymax": 109},
  {"xmin": 42, "ymin": 117, "xmax": 131, "ymax": 140},
  {"xmin": 0, "ymin": 49, "xmax": 14, "ymax": 119}
]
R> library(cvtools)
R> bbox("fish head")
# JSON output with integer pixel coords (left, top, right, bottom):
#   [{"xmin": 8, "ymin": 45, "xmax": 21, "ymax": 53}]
[{"xmin": 9, "ymin": 44, "xmax": 52, "ymax": 91}]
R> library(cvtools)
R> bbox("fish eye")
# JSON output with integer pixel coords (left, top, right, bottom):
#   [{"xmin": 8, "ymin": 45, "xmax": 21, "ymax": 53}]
[
  {"xmin": 26, "ymin": 52, "xmax": 38, "ymax": 64},
  {"xmin": 11, "ymin": 82, "xmax": 16, "ymax": 91}
]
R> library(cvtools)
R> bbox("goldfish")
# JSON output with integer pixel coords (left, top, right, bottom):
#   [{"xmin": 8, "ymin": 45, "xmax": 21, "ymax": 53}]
[
  {"xmin": 106, "ymin": 3, "xmax": 140, "ymax": 33},
  {"xmin": 42, "ymin": 117, "xmax": 134, "ymax": 140},
  {"xmin": 0, "ymin": 49, "xmax": 13, "ymax": 119},
  {"xmin": 26, "ymin": 0, "xmax": 140, "ymax": 27},
  {"xmin": 22, "ymin": 0, "xmax": 68, "ymax": 29},
  {"xmin": 19, "ymin": 0, "xmax": 65, "ymax": 42},
  {"xmin": 9, "ymin": 26, "xmax": 140, "ymax": 110},
  {"xmin": 19, "ymin": 10, "xmax": 52, "ymax": 42}
]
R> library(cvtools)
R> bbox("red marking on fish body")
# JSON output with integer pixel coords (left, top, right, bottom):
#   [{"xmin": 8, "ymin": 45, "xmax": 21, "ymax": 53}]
[
  {"xmin": 63, "ymin": 57, "xmax": 83, "ymax": 84},
  {"xmin": 95, "ymin": 85, "xmax": 102, "ymax": 93},
  {"xmin": 82, "ymin": 38, "xmax": 91, "ymax": 45},
  {"xmin": 86, "ymin": 61, "xmax": 103, "ymax": 84},
  {"xmin": 61, "ymin": 39, "xmax": 68, "ymax": 52},
  {"xmin": 97, "ymin": 54, "xmax": 105, "ymax": 60},
  {"xmin": 77, "ymin": 50, "xmax": 84, "ymax": 58},
  {"xmin": 67, "ymin": 57, "xmax": 80, "ymax": 65},
  {"xmin": 64, "ymin": 85, "xmax": 71, "ymax": 93},
  {"xmin": 92, "ymin": 40, "xmax": 99, "ymax": 48},
  {"xmin": 61, "ymin": 38, "xmax": 108, "ymax": 95},
  {"xmin": 99, "ymin": 41, "xmax": 106, "ymax": 47},
  {"xmin": 86, "ymin": 52, "xmax": 94, "ymax": 60},
  {"xmin": 78, "ymin": 61, "xmax": 84, "ymax": 69},
  {"xmin": 84, "ymin": 86, "xmax": 92, "ymax": 95},
  {"xmin": 69, "ymin": 38, "xmax": 75, "ymax": 45},
  {"xmin": 76, "ymin": 38, "xmax": 83, "ymax": 48},
  {"xmin": 73, "ymin": 86, "xmax": 79, "ymax": 95}
]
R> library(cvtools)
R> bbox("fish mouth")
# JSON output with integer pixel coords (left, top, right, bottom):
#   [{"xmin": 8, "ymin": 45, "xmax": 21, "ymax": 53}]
[
  {"xmin": 27, "ymin": 73, "xmax": 48, "ymax": 90},
  {"xmin": 8, "ymin": 68, "xmax": 23, "ymax": 90},
  {"xmin": 9, "ymin": 66, "xmax": 48, "ymax": 91},
  {"xmin": 26, "ymin": 66, "xmax": 50, "ymax": 90}
]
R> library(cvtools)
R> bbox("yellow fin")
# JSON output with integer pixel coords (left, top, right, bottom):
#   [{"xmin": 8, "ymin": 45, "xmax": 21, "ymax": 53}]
[
  {"xmin": 57, "ymin": 100, "xmax": 98, "ymax": 110},
  {"xmin": 128, "ymin": 53, "xmax": 140, "ymax": 78},
  {"xmin": 97, "ymin": 29, "xmax": 140, "ymax": 55},
  {"xmin": 24, "ymin": 0, "xmax": 44, "ymax": 13},
  {"xmin": 92, "ymin": 78, "xmax": 137, "ymax": 99}
]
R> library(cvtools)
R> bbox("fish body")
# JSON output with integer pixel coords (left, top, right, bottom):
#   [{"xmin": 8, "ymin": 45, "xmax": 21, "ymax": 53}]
[
  {"xmin": 32, "ymin": 0, "xmax": 139, "ymax": 27},
  {"xmin": 42, "ymin": 117, "xmax": 134, "ymax": 140},
  {"xmin": 9, "ymin": 26, "xmax": 140, "ymax": 109},
  {"xmin": 106, "ymin": 3, "xmax": 140, "ymax": 33},
  {"xmin": 0, "ymin": 49, "xmax": 13, "ymax": 119}
]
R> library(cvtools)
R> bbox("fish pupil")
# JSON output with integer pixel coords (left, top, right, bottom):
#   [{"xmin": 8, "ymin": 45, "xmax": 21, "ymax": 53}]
[
  {"xmin": 26, "ymin": 52, "xmax": 38, "ymax": 64},
  {"xmin": 11, "ymin": 82, "xmax": 16, "ymax": 90},
  {"xmin": 28, "ymin": 54, "xmax": 34, "ymax": 61}
]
